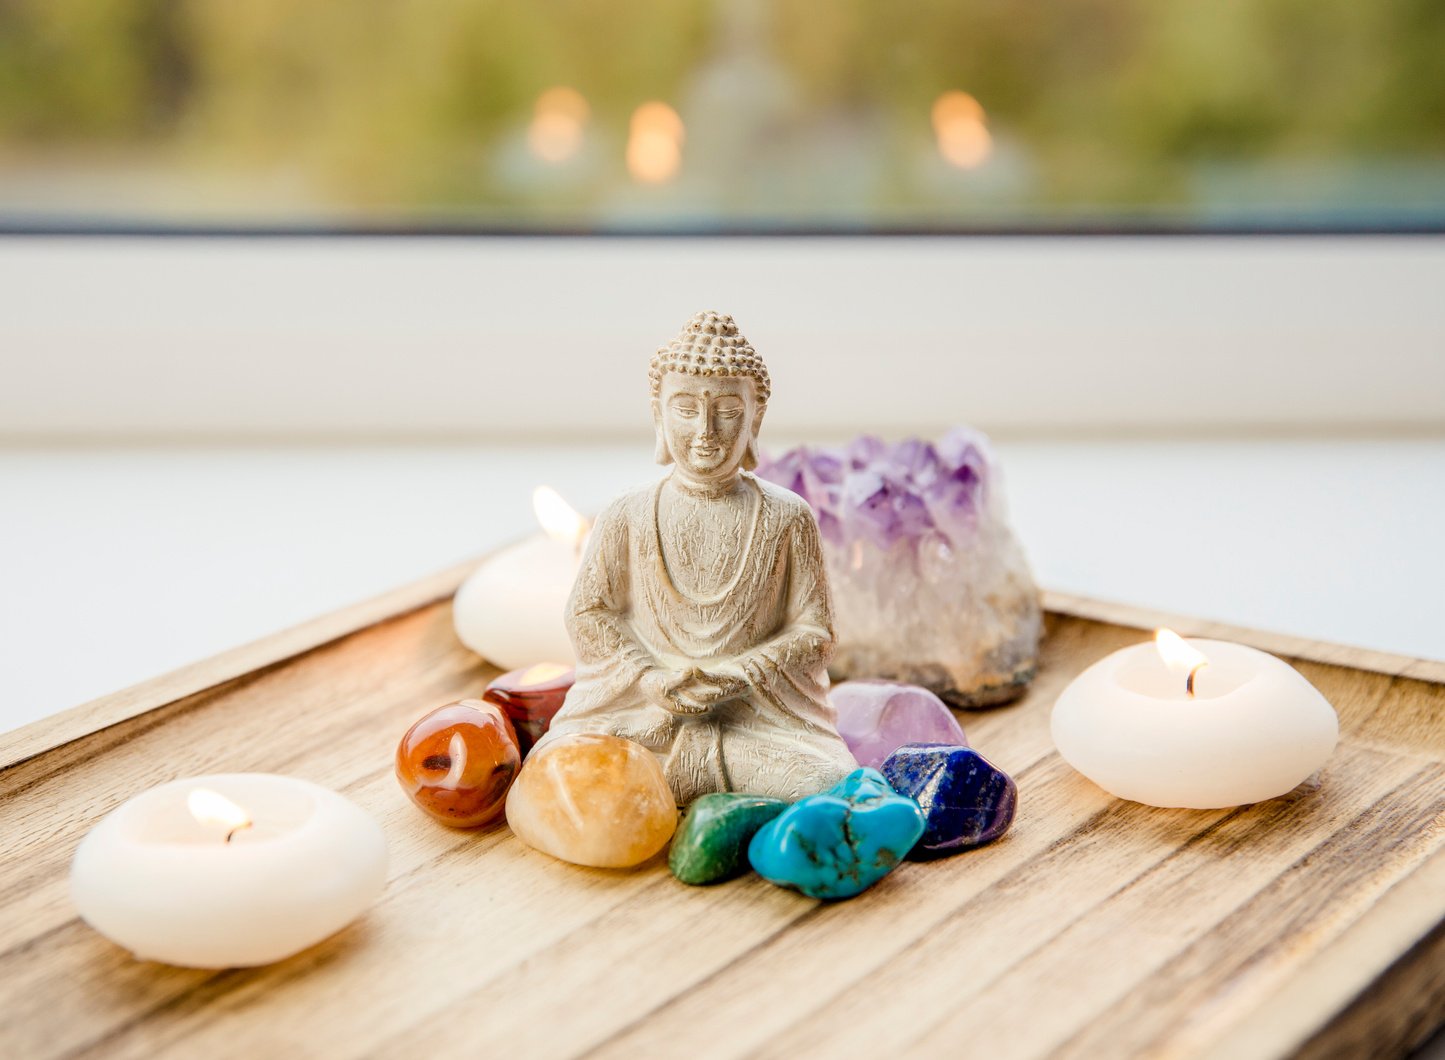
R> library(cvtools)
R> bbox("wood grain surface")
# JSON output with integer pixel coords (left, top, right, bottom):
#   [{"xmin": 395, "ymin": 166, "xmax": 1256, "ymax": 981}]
[{"xmin": 1, "ymin": 578, "xmax": 1441, "ymax": 1060}]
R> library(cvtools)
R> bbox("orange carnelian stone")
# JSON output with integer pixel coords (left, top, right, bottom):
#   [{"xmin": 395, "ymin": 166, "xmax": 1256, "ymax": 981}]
[{"xmin": 396, "ymin": 700, "xmax": 521, "ymax": 828}]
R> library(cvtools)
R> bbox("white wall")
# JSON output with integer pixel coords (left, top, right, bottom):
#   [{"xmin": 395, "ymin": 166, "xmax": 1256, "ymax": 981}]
[{"xmin": 2, "ymin": 236, "xmax": 1442, "ymax": 441}]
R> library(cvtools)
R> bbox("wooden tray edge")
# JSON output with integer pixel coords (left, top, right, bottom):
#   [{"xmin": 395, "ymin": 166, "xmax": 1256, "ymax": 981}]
[
  {"xmin": 1043, "ymin": 591, "xmax": 1445, "ymax": 685},
  {"xmin": 1200, "ymin": 847, "xmax": 1445, "ymax": 1060},
  {"xmin": 0, "ymin": 558, "xmax": 478, "ymax": 772},
  {"xmin": 3, "ymin": 570, "xmax": 1438, "ymax": 773}
]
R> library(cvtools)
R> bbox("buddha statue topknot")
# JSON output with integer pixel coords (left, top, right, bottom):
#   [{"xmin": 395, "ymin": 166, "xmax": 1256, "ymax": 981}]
[{"xmin": 533, "ymin": 311, "xmax": 858, "ymax": 804}]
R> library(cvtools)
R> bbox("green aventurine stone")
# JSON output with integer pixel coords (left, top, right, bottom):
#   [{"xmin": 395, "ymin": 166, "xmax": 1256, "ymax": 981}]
[{"xmin": 668, "ymin": 793, "xmax": 790, "ymax": 885}]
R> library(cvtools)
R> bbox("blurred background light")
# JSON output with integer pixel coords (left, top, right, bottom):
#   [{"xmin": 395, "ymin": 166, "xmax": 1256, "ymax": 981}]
[
  {"xmin": 932, "ymin": 91, "xmax": 992, "ymax": 170},
  {"xmin": 0, "ymin": 0, "xmax": 1441, "ymax": 230},
  {"xmin": 626, "ymin": 101, "xmax": 684, "ymax": 184},
  {"xmin": 527, "ymin": 87, "xmax": 589, "ymax": 164}
]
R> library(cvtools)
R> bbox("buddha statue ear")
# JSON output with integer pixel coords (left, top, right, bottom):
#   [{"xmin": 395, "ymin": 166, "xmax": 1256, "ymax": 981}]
[
  {"xmin": 652, "ymin": 401, "xmax": 674, "ymax": 466},
  {"xmin": 741, "ymin": 407, "xmax": 765, "ymax": 471}
]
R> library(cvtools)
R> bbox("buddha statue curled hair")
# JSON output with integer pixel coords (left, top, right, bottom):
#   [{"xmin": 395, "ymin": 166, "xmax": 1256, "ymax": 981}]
[{"xmin": 648, "ymin": 310, "xmax": 771, "ymax": 404}]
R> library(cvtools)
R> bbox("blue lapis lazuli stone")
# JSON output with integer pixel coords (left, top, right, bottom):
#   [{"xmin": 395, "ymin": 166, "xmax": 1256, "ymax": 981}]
[
  {"xmin": 881, "ymin": 743, "xmax": 1017, "ymax": 859},
  {"xmin": 746, "ymin": 767, "xmax": 925, "ymax": 900}
]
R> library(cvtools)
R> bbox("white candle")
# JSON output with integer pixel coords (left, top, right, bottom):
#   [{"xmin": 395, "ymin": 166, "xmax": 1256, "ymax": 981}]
[
  {"xmin": 1051, "ymin": 631, "xmax": 1339, "ymax": 809},
  {"xmin": 71, "ymin": 774, "xmax": 387, "ymax": 968},
  {"xmin": 452, "ymin": 486, "xmax": 588, "ymax": 671}
]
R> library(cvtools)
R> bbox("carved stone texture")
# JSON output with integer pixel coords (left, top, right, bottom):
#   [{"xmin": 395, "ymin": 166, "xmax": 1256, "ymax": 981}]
[
  {"xmin": 530, "ymin": 311, "xmax": 858, "ymax": 805},
  {"xmin": 756, "ymin": 431, "xmax": 1042, "ymax": 708}
]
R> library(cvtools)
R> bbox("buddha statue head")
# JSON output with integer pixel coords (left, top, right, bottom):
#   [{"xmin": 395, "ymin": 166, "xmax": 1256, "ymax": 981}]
[{"xmin": 649, "ymin": 311, "xmax": 771, "ymax": 484}]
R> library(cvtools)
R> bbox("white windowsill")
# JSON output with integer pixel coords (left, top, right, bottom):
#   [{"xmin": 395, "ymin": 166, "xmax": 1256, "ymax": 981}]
[{"xmin": 2, "ymin": 235, "xmax": 1443, "ymax": 441}]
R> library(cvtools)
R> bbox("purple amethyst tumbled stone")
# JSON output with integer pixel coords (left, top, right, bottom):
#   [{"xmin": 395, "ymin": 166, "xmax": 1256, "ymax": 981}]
[
  {"xmin": 881, "ymin": 743, "xmax": 1016, "ymax": 859},
  {"xmin": 830, "ymin": 681, "xmax": 969, "ymax": 771}
]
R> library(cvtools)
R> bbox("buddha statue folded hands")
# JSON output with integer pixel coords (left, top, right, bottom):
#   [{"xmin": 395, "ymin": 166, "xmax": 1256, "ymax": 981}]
[{"xmin": 533, "ymin": 311, "xmax": 858, "ymax": 805}]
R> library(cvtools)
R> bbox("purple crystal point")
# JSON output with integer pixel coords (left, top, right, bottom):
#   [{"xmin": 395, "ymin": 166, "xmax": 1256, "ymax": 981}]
[
  {"xmin": 922, "ymin": 429, "xmax": 985, "ymax": 533},
  {"xmin": 885, "ymin": 438, "xmax": 942, "ymax": 484},
  {"xmin": 845, "ymin": 434, "xmax": 887, "ymax": 470},
  {"xmin": 803, "ymin": 447, "xmax": 846, "ymax": 485},
  {"xmin": 937, "ymin": 426, "xmax": 987, "ymax": 471},
  {"xmin": 756, "ymin": 447, "xmax": 811, "ymax": 505},
  {"xmin": 801, "ymin": 449, "xmax": 845, "ymax": 541},
  {"xmin": 758, "ymin": 446, "xmax": 848, "ymax": 543},
  {"xmin": 843, "ymin": 469, "xmax": 936, "ymax": 550},
  {"xmin": 830, "ymin": 681, "xmax": 969, "ymax": 770}
]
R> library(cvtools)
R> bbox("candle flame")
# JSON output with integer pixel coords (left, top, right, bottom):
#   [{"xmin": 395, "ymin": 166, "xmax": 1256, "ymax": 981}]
[
  {"xmin": 532, "ymin": 486, "xmax": 590, "ymax": 546},
  {"xmin": 1155, "ymin": 628, "xmax": 1206, "ymax": 669},
  {"xmin": 188, "ymin": 788, "xmax": 253, "ymax": 841},
  {"xmin": 1155, "ymin": 628, "xmax": 1209, "ymax": 696},
  {"xmin": 519, "ymin": 662, "xmax": 571, "ymax": 685}
]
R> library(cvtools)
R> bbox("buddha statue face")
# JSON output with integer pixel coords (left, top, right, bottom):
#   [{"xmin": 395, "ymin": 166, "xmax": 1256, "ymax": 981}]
[{"xmin": 655, "ymin": 372, "xmax": 761, "ymax": 483}]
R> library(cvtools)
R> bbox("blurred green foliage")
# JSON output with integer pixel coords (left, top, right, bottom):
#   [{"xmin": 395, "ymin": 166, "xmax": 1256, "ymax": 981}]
[{"xmin": 0, "ymin": 0, "xmax": 1441, "ymax": 225}]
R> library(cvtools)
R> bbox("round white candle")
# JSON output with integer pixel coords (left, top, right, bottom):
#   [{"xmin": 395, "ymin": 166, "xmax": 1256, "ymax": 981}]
[
  {"xmin": 71, "ymin": 774, "xmax": 387, "ymax": 968},
  {"xmin": 1051, "ymin": 635, "xmax": 1338, "ymax": 809},
  {"xmin": 453, "ymin": 535, "xmax": 579, "ymax": 671},
  {"xmin": 453, "ymin": 487, "xmax": 588, "ymax": 671}
]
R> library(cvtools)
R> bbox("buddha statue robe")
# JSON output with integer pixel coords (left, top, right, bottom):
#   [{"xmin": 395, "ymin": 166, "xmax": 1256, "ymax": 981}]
[{"xmin": 537, "ymin": 472, "xmax": 858, "ymax": 804}]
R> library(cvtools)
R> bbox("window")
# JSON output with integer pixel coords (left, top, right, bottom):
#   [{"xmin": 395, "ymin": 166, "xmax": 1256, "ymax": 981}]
[{"xmin": 3, "ymin": 0, "xmax": 1442, "ymax": 231}]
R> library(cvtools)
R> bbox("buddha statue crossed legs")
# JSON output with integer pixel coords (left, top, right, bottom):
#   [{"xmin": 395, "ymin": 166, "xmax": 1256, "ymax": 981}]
[{"xmin": 534, "ymin": 311, "xmax": 858, "ymax": 804}]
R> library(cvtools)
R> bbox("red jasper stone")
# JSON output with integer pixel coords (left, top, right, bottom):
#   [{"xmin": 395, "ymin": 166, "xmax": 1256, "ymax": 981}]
[
  {"xmin": 396, "ymin": 700, "xmax": 520, "ymax": 828},
  {"xmin": 482, "ymin": 663, "xmax": 575, "ymax": 755}
]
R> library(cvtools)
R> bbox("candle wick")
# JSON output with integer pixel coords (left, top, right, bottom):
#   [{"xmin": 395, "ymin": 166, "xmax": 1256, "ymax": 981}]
[
  {"xmin": 224, "ymin": 822, "xmax": 254, "ymax": 844},
  {"xmin": 1186, "ymin": 663, "xmax": 1208, "ymax": 697}
]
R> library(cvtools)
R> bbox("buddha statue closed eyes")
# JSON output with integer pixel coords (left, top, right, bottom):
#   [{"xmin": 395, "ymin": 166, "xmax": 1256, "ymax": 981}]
[{"xmin": 533, "ymin": 311, "xmax": 858, "ymax": 804}]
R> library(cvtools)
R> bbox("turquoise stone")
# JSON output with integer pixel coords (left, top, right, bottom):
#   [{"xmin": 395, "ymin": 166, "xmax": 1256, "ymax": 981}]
[
  {"xmin": 747, "ymin": 768, "xmax": 925, "ymax": 900},
  {"xmin": 668, "ymin": 793, "xmax": 789, "ymax": 886}
]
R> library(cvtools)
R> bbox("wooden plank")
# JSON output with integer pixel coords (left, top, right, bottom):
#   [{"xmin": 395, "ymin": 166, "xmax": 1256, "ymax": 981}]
[
  {"xmin": 0, "ymin": 585, "xmax": 1441, "ymax": 1059},
  {"xmin": 1205, "ymin": 851, "xmax": 1445, "ymax": 1060}
]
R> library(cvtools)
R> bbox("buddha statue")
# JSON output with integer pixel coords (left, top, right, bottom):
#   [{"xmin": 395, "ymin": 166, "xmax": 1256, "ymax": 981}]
[{"xmin": 534, "ymin": 311, "xmax": 858, "ymax": 805}]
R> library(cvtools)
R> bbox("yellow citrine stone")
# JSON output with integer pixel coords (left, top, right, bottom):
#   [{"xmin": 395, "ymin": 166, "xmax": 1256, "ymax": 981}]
[{"xmin": 506, "ymin": 733, "xmax": 677, "ymax": 868}]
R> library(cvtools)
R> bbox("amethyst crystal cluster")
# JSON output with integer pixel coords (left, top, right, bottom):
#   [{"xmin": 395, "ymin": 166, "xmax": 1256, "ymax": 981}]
[{"xmin": 757, "ymin": 429, "xmax": 1041, "ymax": 707}]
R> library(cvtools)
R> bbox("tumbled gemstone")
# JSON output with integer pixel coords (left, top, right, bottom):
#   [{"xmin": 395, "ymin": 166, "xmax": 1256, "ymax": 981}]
[
  {"xmin": 881, "ymin": 743, "xmax": 1016, "ymax": 858},
  {"xmin": 747, "ymin": 767, "xmax": 924, "ymax": 900},
  {"xmin": 506, "ymin": 733, "xmax": 677, "ymax": 869},
  {"xmin": 482, "ymin": 662, "xmax": 575, "ymax": 755},
  {"xmin": 395, "ymin": 700, "xmax": 521, "ymax": 828},
  {"xmin": 830, "ymin": 681, "xmax": 969, "ymax": 770},
  {"xmin": 669, "ymin": 793, "xmax": 789, "ymax": 886}
]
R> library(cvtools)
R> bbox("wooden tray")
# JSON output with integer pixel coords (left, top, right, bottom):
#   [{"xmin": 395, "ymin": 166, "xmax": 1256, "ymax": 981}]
[{"xmin": 2, "ymin": 568, "xmax": 1442, "ymax": 1060}]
